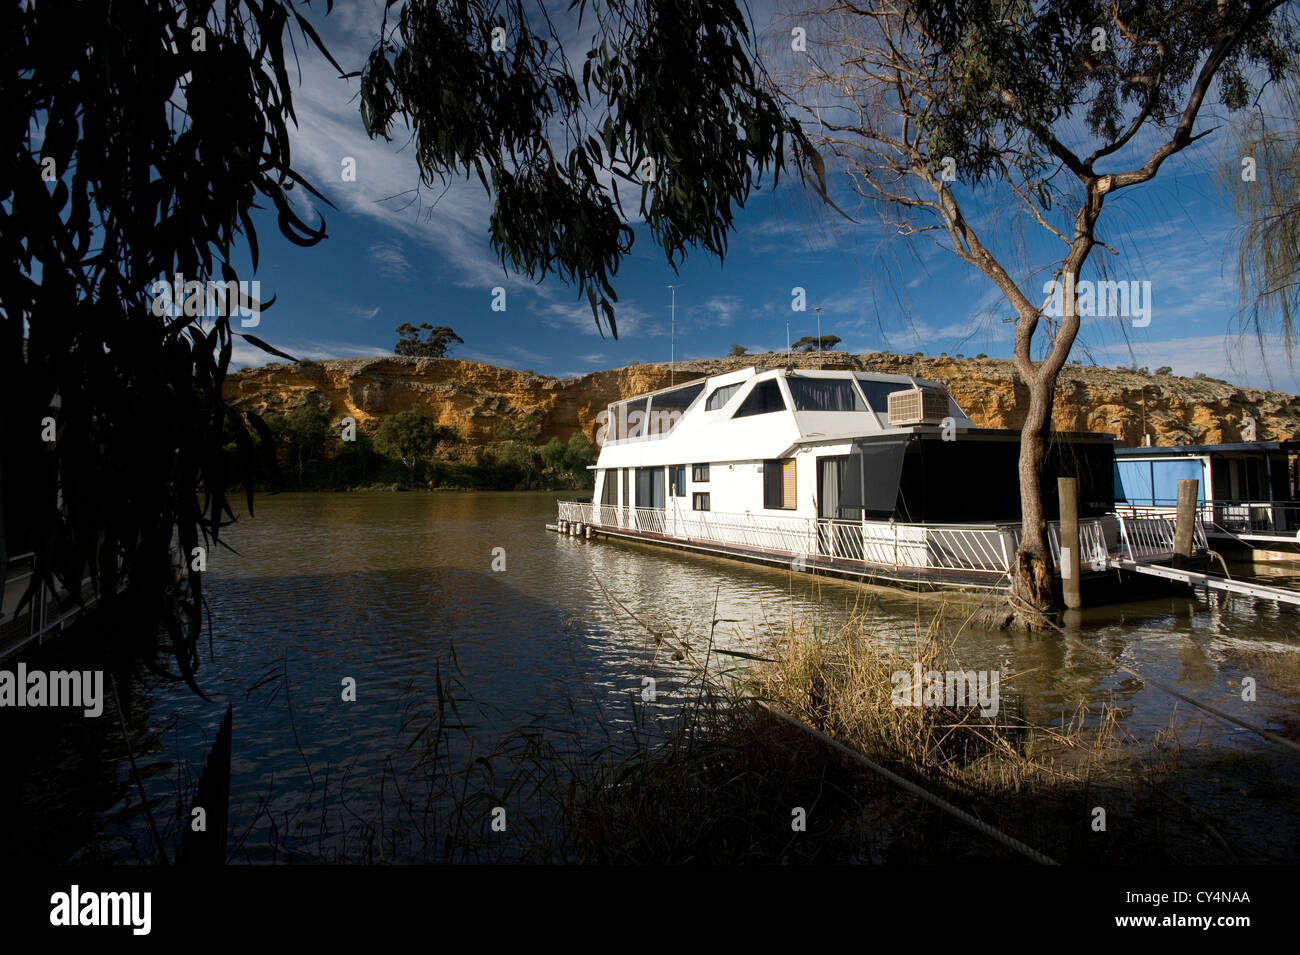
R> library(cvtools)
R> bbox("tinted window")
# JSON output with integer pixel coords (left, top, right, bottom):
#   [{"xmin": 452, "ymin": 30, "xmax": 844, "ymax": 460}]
[
  {"xmin": 855, "ymin": 378, "xmax": 908, "ymax": 413},
  {"xmin": 705, "ymin": 382, "xmax": 743, "ymax": 411},
  {"xmin": 650, "ymin": 382, "xmax": 704, "ymax": 413},
  {"xmin": 733, "ymin": 379, "xmax": 786, "ymax": 418},
  {"xmin": 788, "ymin": 378, "xmax": 866, "ymax": 411}
]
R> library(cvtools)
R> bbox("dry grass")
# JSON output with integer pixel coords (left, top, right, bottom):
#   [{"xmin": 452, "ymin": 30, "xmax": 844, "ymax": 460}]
[{"xmin": 140, "ymin": 601, "xmax": 1295, "ymax": 865}]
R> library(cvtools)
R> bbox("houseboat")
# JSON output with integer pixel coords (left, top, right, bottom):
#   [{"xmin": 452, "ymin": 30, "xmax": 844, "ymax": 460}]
[
  {"xmin": 552, "ymin": 366, "xmax": 1184, "ymax": 591},
  {"xmin": 1115, "ymin": 440, "xmax": 1300, "ymax": 557}
]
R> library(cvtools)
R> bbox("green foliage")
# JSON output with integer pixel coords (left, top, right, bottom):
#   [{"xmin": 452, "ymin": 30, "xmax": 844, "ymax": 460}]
[
  {"xmin": 1, "ymin": 0, "xmax": 339, "ymax": 692},
  {"xmin": 275, "ymin": 404, "xmax": 332, "ymax": 488},
  {"xmin": 536, "ymin": 432, "xmax": 596, "ymax": 488},
  {"xmin": 1155, "ymin": 366, "xmax": 1173, "ymax": 376},
  {"xmin": 792, "ymin": 335, "xmax": 841, "ymax": 352},
  {"xmin": 395, "ymin": 322, "xmax": 463, "ymax": 358},
  {"xmin": 1224, "ymin": 66, "xmax": 1300, "ymax": 351},
  {"xmin": 909, "ymin": 1, "xmax": 1296, "ymax": 188},
  {"xmin": 497, "ymin": 441, "xmax": 540, "ymax": 489},
  {"xmin": 729, "ymin": 343, "xmax": 748, "ymax": 356},
  {"xmin": 375, "ymin": 409, "xmax": 456, "ymax": 482},
  {"xmin": 566, "ymin": 431, "xmax": 596, "ymax": 474},
  {"xmin": 539, "ymin": 437, "xmax": 568, "ymax": 473},
  {"xmin": 358, "ymin": 0, "xmax": 823, "ymax": 336}
]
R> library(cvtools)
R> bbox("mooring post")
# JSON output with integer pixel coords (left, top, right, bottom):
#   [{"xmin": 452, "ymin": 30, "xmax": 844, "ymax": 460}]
[
  {"xmin": 1058, "ymin": 476, "xmax": 1082, "ymax": 610},
  {"xmin": 1174, "ymin": 478, "xmax": 1198, "ymax": 569}
]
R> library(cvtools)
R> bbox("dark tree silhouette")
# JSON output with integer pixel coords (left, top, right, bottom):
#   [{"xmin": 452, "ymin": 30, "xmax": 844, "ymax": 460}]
[
  {"xmin": 394, "ymin": 323, "xmax": 463, "ymax": 357},
  {"xmin": 792, "ymin": 335, "xmax": 841, "ymax": 352},
  {"xmin": 2, "ymin": 0, "xmax": 341, "ymax": 692},
  {"xmin": 4, "ymin": 0, "xmax": 828, "ymax": 688},
  {"xmin": 359, "ymin": 0, "xmax": 829, "ymax": 335}
]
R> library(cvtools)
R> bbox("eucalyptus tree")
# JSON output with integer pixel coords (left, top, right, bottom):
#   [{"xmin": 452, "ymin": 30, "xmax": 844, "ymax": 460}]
[
  {"xmin": 358, "ymin": 0, "xmax": 826, "ymax": 336},
  {"xmin": 5, "ymin": 0, "xmax": 820, "ymax": 686},
  {"xmin": 3, "ymin": 0, "xmax": 339, "ymax": 692},
  {"xmin": 785, "ymin": 0, "xmax": 1296, "ymax": 624},
  {"xmin": 1223, "ymin": 66, "xmax": 1300, "ymax": 351}
]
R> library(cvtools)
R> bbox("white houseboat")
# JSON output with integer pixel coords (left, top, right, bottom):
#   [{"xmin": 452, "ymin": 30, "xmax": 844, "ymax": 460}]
[
  {"xmin": 552, "ymin": 366, "xmax": 1194, "ymax": 591},
  {"xmin": 1115, "ymin": 441, "xmax": 1300, "ymax": 556}
]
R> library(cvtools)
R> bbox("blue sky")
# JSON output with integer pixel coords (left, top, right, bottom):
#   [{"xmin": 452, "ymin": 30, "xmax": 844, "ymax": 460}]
[{"xmin": 229, "ymin": 0, "xmax": 1299, "ymax": 395}]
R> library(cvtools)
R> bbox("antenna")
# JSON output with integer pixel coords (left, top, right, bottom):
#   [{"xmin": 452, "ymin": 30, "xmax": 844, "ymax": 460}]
[
  {"xmin": 668, "ymin": 284, "xmax": 677, "ymax": 386},
  {"xmin": 786, "ymin": 320, "xmax": 792, "ymax": 372},
  {"xmin": 813, "ymin": 306, "xmax": 823, "ymax": 361}
]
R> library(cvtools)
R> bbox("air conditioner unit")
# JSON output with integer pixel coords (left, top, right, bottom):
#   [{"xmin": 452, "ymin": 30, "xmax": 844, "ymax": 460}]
[{"xmin": 887, "ymin": 386, "xmax": 949, "ymax": 426}]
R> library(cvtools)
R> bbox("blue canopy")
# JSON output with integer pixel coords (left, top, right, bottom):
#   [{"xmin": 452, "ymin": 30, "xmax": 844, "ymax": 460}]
[{"xmin": 1115, "ymin": 459, "xmax": 1205, "ymax": 506}]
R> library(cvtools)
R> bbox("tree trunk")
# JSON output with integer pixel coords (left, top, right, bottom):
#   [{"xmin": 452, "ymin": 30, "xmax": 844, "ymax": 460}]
[{"xmin": 1010, "ymin": 371, "xmax": 1057, "ymax": 629}]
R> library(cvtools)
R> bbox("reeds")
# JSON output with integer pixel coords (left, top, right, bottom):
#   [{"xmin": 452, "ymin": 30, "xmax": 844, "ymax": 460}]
[{"xmin": 120, "ymin": 596, "xmax": 1290, "ymax": 864}]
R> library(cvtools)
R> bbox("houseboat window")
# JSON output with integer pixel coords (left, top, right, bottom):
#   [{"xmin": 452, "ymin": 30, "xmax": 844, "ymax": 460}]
[
  {"xmin": 764, "ymin": 458, "xmax": 797, "ymax": 510},
  {"xmin": 788, "ymin": 378, "xmax": 866, "ymax": 412},
  {"xmin": 608, "ymin": 398, "xmax": 651, "ymax": 440},
  {"xmin": 670, "ymin": 465, "xmax": 686, "ymax": 497},
  {"xmin": 693, "ymin": 492, "xmax": 711, "ymax": 511},
  {"xmin": 692, "ymin": 463, "xmax": 710, "ymax": 482},
  {"xmin": 635, "ymin": 467, "xmax": 666, "ymax": 509},
  {"xmin": 600, "ymin": 470, "xmax": 617, "ymax": 506},
  {"xmin": 734, "ymin": 379, "xmax": 786, "ymax": 418},
  {"xmin": 650, "ymin": 382, "xmax": 704, "ymax": 412},
  {"xmin": 818, "ymin": 456, "xmax": 851, "ymax": 519},
  {"xmin": 705, "ymin": 382, "xmax": 742, "ymax": 410},
  {"xmin": 646, "ymin": 382, "xmax": 705, "ymax": 435},
  {"xmin": 855, "ymin": 377, "xmax": 912, "ymax": 413},
  {"xmin": 1116, "ymin": 459, "xmax": 1205, "ymax": 506}
]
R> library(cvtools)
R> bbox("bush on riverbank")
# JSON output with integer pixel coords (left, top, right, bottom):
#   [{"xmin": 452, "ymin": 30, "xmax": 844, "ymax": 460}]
[{"xmin": 242, "ymin": 406, "xmax": 594, "ymax": 491}]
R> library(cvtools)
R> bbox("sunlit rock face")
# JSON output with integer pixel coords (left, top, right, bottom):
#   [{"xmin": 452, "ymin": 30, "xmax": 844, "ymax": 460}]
[{"xmin": 224, "ymin": 353, "xmax": 1300, "ymax": 459}]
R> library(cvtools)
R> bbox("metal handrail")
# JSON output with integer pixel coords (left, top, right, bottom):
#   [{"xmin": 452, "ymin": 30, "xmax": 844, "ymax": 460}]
[{"xmin": 559, "ymin": 499, "xmax": 1212, "ymax": 578}]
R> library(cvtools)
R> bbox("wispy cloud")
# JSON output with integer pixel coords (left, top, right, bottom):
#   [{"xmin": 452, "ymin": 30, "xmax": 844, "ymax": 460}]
[
  {"xmin": 698, "ymin": 295, "xmax": 742, "ymax": 327},
  {"xmin": 541, "ymin": 301, "xmax": 662, "ymax": 337},
  {"xmin": 368, "ymin": 242, "xmax": 411, "ymax": 281},
  {"xmin": 506, "ymin": 344, "xmax": 550, "ymax": 364},
  {"xmin": 343, "ymin": 303, "xmax": 381, "ymax": 320}
]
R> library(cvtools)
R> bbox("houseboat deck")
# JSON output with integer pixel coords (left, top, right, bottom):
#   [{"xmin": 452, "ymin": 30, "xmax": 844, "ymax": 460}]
[
  {"xmin": 1116, "ymin": 441, "xmax": 1300, "ymax": 555},
  {"xmin": 552, "ymin": 501, "xmax": 1207, "ymax": 594}
]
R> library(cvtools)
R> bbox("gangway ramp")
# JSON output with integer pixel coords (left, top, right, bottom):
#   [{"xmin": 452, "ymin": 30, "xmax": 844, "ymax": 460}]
[{"xmin": 1110, "ymin": 557, "xmax": 1300, "ymax": 606}]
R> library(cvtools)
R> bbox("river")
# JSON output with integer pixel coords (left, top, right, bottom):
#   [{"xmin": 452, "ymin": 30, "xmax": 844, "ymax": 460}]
[{"xmin": 8, "ymin": 491, "xmax": 1299, "ymax": 863}]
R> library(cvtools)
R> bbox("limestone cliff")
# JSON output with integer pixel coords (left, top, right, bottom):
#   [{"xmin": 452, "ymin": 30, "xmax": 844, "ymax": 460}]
[{"xmin": 223, "ymin": 353, "xmax": 1300, "ymax": 456}]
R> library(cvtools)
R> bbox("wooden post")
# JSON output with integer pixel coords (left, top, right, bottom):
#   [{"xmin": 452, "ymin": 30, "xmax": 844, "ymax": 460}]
[
  {"xmin": 1174, "ymin": 478, "xmax": 1198, "ymax": 568},
  {"xmin": 1058, "ymin": 477, "xmax": 1082, "ymax": 609}
]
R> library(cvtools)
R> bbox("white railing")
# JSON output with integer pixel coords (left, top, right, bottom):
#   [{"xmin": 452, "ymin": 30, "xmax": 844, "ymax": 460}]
[
  {"xmin": 1046, "ymin": 517, "xmax": 1116, "ymax": 571},
  {"xmin": 559, "ymin": 502, "xmax": 1211, "ymax": 577},
  {"xmin": 1208, "ymin": 501, "xmax": 1300, "ymax": 535},
  {"xmin": 1114, "ymin": 513, "xmax": 1207, "ymax": 560},
  {"xmin": 559, "ymin": 502, "xmax": 1012, "ymax": 575}
]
